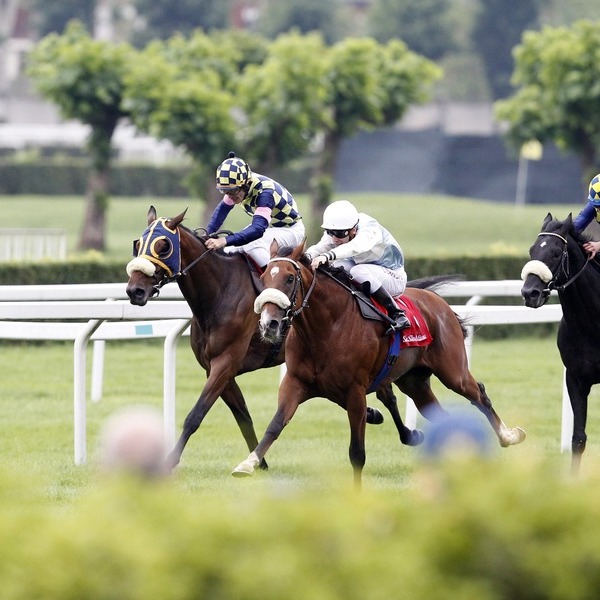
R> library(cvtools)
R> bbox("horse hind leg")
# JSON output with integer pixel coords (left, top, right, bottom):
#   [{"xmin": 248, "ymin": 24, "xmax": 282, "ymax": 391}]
[
  {"xmin": 375, "ymin": 382, "xmax": 424, "ymax": 446},
  {"xmin": 396, "ymin": 368, "xmax": 448, "ymax": 424},
  {"xmin": 441, "ymin": 372, "xmax": 526, "ymax": 447},
  {"xmin": 471, "ymin": 381, "xmax": 526, "ymax": 447}
]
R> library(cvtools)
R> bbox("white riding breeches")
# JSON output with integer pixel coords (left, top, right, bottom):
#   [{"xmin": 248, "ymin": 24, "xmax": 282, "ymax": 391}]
[
  {"xmin": 332, "ymin": 259, "xmax": 407, "ymax": 297},
  {"xmin": 224, "ymin": 220, "xmax": 306, "ymax": 268}
]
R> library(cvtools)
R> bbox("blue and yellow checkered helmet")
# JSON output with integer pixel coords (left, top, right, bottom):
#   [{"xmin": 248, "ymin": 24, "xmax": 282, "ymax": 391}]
[
  {"xmin": 588, "ymin": 173, "xmax": 600, "ymax": 206},
  {"xmin": 216, "ymin": 151, "xmax": 251, "ymax": 191}
]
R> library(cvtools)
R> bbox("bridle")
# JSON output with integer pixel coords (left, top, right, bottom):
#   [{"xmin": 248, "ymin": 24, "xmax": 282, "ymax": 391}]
[
  {"xmin": 536, "ymin": 231, "xmax": 592, "ymax": 293},
  {"xmin": 134, "ymin": 225, "xmax": 215, "ymax": 297},
  {"xmin": 264, "ymin": 257, "xmax": 317, "ymax": 327}
]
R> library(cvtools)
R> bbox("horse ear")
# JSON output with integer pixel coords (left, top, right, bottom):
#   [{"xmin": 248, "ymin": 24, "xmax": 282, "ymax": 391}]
[
  {"xmin": 565, "ymin": 213, "xmax": 573, "ymax": 228},
  {"xmin": 269, "ymin": 239, "xmax": 279, "ymax": 258},
  {"xmin": 542, "ymin": 212, "xmax": 553, "ymax": 229},
  {"xmin": 168, "ymin": 208, "xmax": 188, "ymax": 228},
  {"xmin": 291, "ymin": 239, "xmax": 306, "ymax": 261},
  {"xmin": 148, "ymin": 206, "xmax": 157, "ymax": 225}
]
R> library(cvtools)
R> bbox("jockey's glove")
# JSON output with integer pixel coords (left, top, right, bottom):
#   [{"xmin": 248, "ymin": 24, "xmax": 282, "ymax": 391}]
[{"xmin": 311, "ymin": 251, "xmax": 336, "ymax": 270}]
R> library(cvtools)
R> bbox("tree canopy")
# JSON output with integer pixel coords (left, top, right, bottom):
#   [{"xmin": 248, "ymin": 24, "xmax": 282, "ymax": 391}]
[{"xmin": 495, "ymin": 19, "xmax": 600, "ymax": 179}]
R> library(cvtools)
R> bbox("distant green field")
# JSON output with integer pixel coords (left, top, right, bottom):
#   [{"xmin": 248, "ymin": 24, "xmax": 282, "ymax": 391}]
[{"xmin": 1, "ymin": 193, "xmax": 586, "ymax": 261}]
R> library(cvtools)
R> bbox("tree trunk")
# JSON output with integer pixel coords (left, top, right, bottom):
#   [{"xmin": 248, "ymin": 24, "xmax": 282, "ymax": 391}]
[
  {"xmin": 78, "ymin": 168, "xmax": 109, "ymax": 252},
  {"xmin": 309, "ymin": 131, "xmax": 340, "ymax": 243},
  {"xmin": 78, "ymin": 118, "xmax": 119, "ymax": 252}
]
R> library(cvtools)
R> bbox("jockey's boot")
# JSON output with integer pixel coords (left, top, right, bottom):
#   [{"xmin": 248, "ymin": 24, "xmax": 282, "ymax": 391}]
[{"xmin": 372, "ymin": 287, "xmax": 410, "ymax": 332}]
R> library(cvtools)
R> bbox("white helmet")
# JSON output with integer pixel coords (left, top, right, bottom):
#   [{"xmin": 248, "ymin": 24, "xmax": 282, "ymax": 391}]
[{"xmin": 321, "ymin": 200, "xmax": 359, "ymax": 231}]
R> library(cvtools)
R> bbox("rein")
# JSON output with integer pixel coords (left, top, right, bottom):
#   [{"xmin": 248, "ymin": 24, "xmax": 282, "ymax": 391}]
[{"xmin": 537, "ymin": 232, "xmax": 593, "ymax": 293}]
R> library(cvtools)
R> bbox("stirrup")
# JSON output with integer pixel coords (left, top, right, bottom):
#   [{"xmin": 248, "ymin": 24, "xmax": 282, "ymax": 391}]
[{"xmin": 387, "ymin": 313, "xmax": 410, "ymax": 334}]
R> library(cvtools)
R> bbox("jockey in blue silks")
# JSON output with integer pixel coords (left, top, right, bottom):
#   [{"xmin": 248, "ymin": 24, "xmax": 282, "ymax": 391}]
[{"xmin": 573, "ymin": 173, "xmax": 600, "ymax": 258}]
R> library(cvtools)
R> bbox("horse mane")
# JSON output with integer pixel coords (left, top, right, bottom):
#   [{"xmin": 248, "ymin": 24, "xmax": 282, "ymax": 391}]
[{"xmin": 545, "ymin": 216, "xmax": 593, "ymax": 246}]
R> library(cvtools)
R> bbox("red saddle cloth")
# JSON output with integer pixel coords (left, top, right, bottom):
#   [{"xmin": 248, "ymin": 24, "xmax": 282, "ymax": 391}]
[{"xmin": 373, "ymin": 294, "xmax": 433, "ymax": 347}]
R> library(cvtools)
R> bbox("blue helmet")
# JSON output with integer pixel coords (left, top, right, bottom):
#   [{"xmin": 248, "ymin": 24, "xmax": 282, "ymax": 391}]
[{"xmin": 588, "ymin": 174, "xmax": 600, "ymax": 207}]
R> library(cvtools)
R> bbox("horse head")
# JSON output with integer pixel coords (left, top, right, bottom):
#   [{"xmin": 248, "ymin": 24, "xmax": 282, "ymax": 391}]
[
  {"xmin": 254, "ymin": 240, "xmax": 308, "ymax": 343},
  {"xmin": 521, "ymin": 212, "xmax": 585, "ymax": 308},
  {"xmin": 126, "ymin": 205, "xmax": 190, "ymax": 306}
]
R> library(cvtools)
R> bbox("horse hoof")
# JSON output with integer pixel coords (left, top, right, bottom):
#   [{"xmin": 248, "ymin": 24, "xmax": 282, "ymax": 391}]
[
  {"xmin": 499, "ymin": 426, "xmax": 527, "ymax": 447},
  {"xmin": 513, "ymin": 427, "xmax": 527, "ymax": 444},
  {"xmin": 231, "ymin": 460, "xmax": 255, "ymax": 478},
  {"xmin": 410, "ymin": 429, "xmax": 425, "ymax": 446},
  {"xmin": 367, "ymin": 407, "xmax": 384, "ymax": 425}
]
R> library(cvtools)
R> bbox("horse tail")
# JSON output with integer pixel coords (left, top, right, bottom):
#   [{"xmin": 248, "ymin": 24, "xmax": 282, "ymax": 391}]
[
  {"xmin": 453, "ymin": 312, "xmax": 469, "ymax": 338},
  {"xmin": 406, "ymin": 274, "xmax": 464, "ymax": 291}
]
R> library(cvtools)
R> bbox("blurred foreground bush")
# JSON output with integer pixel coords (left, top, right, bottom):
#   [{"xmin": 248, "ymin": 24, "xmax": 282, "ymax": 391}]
[{"xmin": 0, "ymin": 457, "xmax": 598, "ymax": 599}]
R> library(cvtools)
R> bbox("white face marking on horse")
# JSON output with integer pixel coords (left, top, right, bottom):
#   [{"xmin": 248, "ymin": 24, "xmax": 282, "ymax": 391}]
[
  {"xmin": 271, "ymin": 266, "xmax": 280, "ymax": 276},
  {"xmin": 540, "ymin": 241, "xmax": 547, "ymax": 247}
]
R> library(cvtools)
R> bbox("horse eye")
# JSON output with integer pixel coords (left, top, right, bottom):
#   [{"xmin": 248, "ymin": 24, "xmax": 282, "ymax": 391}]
[
  {"xmin": 157, "ymin": 239, "xmax": 173, "ymax": 258},
  {"xmin": 286, "ymin": 274, "xmax": 295, "ymax": 285}
]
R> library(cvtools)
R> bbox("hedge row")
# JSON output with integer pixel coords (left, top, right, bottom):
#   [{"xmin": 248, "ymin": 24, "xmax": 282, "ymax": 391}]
[
  {"xmin": 0, "ymin": 255, "xmax": 528, "ymax": 285},
  {"xmin": 0, "ymin": 159, "xmax": 313, "ymax": 196},
  {"xmin": 0, "ymin": 457, "xmax": 598, "ymax": 600},
  {"xmin": 0, "ymin": 160, "xmax": 192, "ymax": 197},
  {"xmin": 0, "ymin": 254, "xmax": 554, "ymax": 338}
]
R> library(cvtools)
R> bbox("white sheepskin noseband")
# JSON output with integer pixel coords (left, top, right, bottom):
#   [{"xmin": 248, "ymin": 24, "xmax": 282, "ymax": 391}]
[
  {"xmin": 126, "ymin": 256, "xmax": 156, "ymax": 277},
  {"xmin": 521, "ymin": 259, "xmax": 553, "ymax": 283},
  {"xmin": 254, "ymin": 288, "xmax": 291, "ymax": 314}
]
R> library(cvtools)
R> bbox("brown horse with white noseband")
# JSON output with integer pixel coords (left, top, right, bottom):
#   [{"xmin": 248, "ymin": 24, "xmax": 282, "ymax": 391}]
[
  {"xmin": 126, "ymin": 207, "xmax": 398, "ymax": 472},
  {"xmin": 233, "ymin": 242, "xmax": 526, "ymax": 488}
]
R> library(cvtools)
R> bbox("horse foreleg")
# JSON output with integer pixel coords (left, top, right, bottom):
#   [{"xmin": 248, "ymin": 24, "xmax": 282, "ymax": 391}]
[
  {"xmin": 165, "ymin": 358, "xmax": 236, "ymax": 471},
  {"xmin": 375, "ymin": 382, "xmax": 423, "ymax": 446},
  {"xmin": 231, "ymin": 375, "xmax": 305, "ymax": 478},
  {"xmin": 565, "ymin": 370, "xmax": 590, "ymax": 476},
  {"xmin": 346, "ymin": 391, "xmax": 368, "ymax": 491},
  {"xmin": 221, "ymin": 378, "xmax": 268, "ymax": 470}
]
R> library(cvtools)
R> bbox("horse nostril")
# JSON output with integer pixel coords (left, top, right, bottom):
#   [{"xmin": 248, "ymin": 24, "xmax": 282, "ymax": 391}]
[
  {"xmin": 127, "ymin": 287, "xmax": 146, "ymax": 304},
  {"xmin": 268, "ymin": 319, "xmax": 279, "ymax": 331}
]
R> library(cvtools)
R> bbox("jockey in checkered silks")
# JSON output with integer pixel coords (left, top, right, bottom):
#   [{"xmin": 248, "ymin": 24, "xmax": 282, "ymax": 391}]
[{"xmin": 204, "ymin": 152, "xmax": 305, "ymax": 269}]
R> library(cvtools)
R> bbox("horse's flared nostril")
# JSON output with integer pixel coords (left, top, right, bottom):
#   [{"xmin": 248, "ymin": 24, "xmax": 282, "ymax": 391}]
[{"xmin": 127, "ymin": 287, "xmax": 147, "ymax": 306}]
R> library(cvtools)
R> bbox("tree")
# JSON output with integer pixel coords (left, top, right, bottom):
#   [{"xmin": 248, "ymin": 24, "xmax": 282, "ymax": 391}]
[
  {"xmin": 311, "ymin": 37, "xmax": 441, "ymax": 237},
  {"xmin": 367, "ymin": 0, "xmax": 457, "ymax": 60},
  {"xmin": 236, "ymin": 31, "xmax": 329, "ymax": 169},
  {"xmin": 472, "ymin": 0, "xmax": 544, "ymax": 100},
  {"xmin": 494, "ymin": 20, "xmax": 600, "ymax": 180},
  {"xmin": 27, "ymin": 20, "xmax": 135, "ymax": 251},
  {"xmin": 124, "ymin": 29, "xmax": 268, "ymax": 223}
]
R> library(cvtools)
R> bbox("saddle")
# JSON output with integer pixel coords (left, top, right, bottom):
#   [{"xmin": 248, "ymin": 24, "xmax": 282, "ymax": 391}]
[{"xmin": 354, "ymin": 290, "xmax": 432, "ymax": 348}]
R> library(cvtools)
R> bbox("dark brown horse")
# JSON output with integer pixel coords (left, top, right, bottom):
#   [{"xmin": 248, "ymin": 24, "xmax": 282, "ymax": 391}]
[
  {"xmin": 521, "ymin": 213, "xmax": 600, "ymax": 475},
  {"xmin": 232, "ymin": 242, "xmax": 526, "ymax": 487},
  {"xmin": 126, "ymin": 207, "xmax": 394, "ymax": 471}
]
